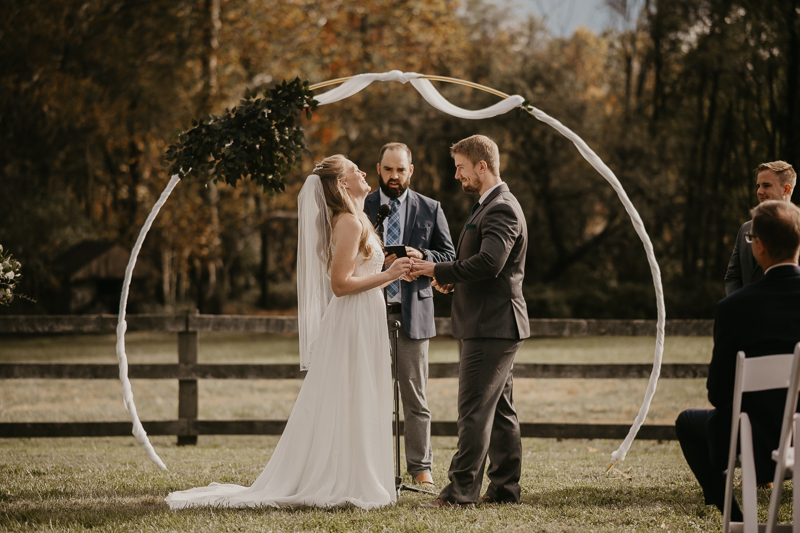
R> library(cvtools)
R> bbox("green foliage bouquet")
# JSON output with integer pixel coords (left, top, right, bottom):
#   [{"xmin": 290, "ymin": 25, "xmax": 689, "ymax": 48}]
[
  {"xmin": 163, "ymin": 78, "xmax": 318, "ymax": 193},
  {"xmin": 0, "ymin": 245, "xmax": 24, "ymax": 306}
]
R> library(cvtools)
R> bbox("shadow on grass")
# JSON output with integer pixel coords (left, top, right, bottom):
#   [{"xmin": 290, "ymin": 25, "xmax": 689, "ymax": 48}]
[
  {"xmin": 523, "ymin": 484, "xmax": 702, "ymax": 509},
  {"xmin": 0, "ymin": 496, "xmax": 376, "ymax": 530},
  {"xmin": 1, "ymin": 497, "xmax": 167, "ymax": 530}
]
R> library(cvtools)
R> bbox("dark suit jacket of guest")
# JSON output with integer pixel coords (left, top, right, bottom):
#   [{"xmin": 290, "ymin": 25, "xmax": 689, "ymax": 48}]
[
  {"xmin": 365, "ymin": 189, "xmax": 456, "ymax": 340},
  {"xmin": 434, "ymin": 183, "xmax": 530, "ymax": 340},
  {"xmin": 724, "ymin": 220, "xmax": 764, "ymax": 296},
  {"xmin": 707, "ymin": 264, "xmax": 800, "ymax": 480}
]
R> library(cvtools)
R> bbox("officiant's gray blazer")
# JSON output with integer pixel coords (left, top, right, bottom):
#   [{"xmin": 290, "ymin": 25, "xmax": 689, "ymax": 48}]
[
  {"xmin": 434, "ymin": 183, "xmax": 530, "ymax": 340},
  {"xmin": 365, "ymin": 189, "xmax": 455, "ymax": 339}
]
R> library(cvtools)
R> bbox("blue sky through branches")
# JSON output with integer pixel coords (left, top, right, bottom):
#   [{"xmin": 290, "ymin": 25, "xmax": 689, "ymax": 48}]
[{"xmin": 493, "ymin": 0, "xmax": 644, "ymax": 37}]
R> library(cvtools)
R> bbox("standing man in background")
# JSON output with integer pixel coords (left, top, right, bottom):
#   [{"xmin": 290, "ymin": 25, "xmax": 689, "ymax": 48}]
[
  {"xmin": 364, "ymin": 142, "xmax": 456, "ymax": 490},
  {"xmin": 725, "ymin": 161, "xmax": 796, "ymax": 295}
]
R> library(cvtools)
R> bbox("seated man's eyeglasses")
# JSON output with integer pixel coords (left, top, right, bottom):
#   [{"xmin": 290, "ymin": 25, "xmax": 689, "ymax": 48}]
[{"xmin": 744, "ymin": 232, "xmax": 757, "ymax": 244}]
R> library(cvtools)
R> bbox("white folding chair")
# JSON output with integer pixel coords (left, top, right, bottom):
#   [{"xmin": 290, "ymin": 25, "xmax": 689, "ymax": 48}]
[
  {"xmin": 765, "ymin": 343, "xmax": 800, "ymax": 533},
  {"xmin": 722, "ymin": 344, "xmax": 800, "ymax": 533}
]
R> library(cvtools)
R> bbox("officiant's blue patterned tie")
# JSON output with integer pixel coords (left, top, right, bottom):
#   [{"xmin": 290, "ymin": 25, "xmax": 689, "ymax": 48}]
[{"xmin": 386, "ymin": 198, "xmax": 401, "ymax": 299}]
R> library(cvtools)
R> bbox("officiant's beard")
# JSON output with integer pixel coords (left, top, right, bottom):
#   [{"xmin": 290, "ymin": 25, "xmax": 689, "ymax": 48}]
[{"xmin": 379, "ymin": 177, "xmax": 409, "ymax": 199}]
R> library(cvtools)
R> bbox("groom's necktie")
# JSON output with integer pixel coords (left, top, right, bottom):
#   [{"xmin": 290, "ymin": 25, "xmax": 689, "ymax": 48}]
[
  {"xmin": 386, "ymin": 198, "xmax": 402, "ymax": 300},
  {"xmin": 471, "ymin": 201, "xmax": 480, "ymax": 216}
]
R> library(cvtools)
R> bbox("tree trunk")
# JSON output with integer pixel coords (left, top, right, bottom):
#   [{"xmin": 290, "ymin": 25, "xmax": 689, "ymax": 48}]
[
  {"xmin": 198, "ymin": 0, "xmax": 223, "ymax": 313},
  {"xmin": 257, "ymin": 195, "xmax": 270, "ymax": 308},
  {"xmin": 784, "ymin": 3, "xmax": 800, "ymax": 203}
]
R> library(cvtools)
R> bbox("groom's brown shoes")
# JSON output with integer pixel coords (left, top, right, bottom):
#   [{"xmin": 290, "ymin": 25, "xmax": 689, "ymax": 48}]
[
  {"xmin": 478, "ymin": 494, "xmax": 517, "ymax": 505},
  {"xmin": 414, "ymin": 498, "xmax": 475, "ymax": 509}
]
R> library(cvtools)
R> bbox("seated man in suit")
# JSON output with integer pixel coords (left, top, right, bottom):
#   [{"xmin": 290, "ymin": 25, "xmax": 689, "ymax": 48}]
[{"xmin": 677, "ymin": 200, "xmax": 800, "ymax": 520}]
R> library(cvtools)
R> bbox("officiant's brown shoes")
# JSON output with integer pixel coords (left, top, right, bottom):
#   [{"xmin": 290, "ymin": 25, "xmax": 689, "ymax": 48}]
[{"xmin": 414, "ymin": 498, "xmax": 475, "ymax": 509}]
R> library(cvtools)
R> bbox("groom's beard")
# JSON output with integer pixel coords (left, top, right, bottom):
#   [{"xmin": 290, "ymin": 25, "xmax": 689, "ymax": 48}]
[
  {"xmin": 379, "ymin": 178, "xmax": 409, "ymax": 199},
  {"xmin": 461, "ymin": 178, "xmax": 482, "ymax": 194}
]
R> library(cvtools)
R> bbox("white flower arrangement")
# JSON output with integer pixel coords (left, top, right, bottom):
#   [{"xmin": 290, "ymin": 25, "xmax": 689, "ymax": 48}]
[{"xmin": 0, "ymin": 245, "xmax": 26, "ymax": 306}]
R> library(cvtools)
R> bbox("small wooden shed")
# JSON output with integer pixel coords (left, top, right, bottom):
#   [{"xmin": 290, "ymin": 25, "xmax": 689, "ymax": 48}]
[{"xmin": 57, "ymin": 241, "xmax": 150, "ymax": 314}]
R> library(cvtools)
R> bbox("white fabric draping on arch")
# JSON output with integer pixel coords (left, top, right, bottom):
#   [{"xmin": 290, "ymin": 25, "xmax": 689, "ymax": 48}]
[
  {"xmin": 521, "ymin": 106, "xmax": 665, "ymax": 466},
  {"xmin": 117, "ymin": 70, "xmax": 664, "ymax": 470},
  {"xmin": 313, "ymin": 70, "xmax": 525, "ymax": 118}
]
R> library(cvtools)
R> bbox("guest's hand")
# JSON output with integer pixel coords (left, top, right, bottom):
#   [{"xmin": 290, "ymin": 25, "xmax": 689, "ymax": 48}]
[
  {"xmin": 411, "ymin": 259, "xmax": 436, "ymax": 278},
  {"xmin": 432, "ymin": 279, "xmax": 454, "ymax": 294}
]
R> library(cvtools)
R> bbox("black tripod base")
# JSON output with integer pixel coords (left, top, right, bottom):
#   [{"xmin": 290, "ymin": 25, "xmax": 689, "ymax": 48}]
[{"xmin": 396, "ymin": 476, "xmax": 437, "ymax": 495}]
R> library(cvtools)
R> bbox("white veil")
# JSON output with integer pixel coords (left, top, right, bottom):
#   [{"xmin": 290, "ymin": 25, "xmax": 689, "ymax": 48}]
[{"xmin": 296, "ymin": 174, "xmax": 334, "ymax": 370}]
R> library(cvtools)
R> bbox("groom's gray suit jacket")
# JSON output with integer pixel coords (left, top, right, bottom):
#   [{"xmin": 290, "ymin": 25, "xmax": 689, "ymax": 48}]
[{"xmin": 434, "ymin": 183, "xmax": 530, "ymax": 340}]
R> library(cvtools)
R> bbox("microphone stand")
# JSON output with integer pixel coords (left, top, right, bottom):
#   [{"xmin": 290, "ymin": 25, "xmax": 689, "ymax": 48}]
[
  {"xmin": 379, "ymin": 220, "xmax": 435, "ymax": 498},
  {"xmin": 388, "ymin": 319, "xmax": 436, "ymax": 497}
]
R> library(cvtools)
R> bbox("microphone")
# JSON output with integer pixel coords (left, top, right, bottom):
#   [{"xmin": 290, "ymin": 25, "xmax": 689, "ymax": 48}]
[{"xmin": 374, "ymin": 203, "xmax": 392, "ymax": 231}]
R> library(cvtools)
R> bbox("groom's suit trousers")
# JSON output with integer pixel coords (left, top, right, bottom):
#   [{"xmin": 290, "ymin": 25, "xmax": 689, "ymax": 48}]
[{"xmin": 438, "ymin": 338, "xmax": 523, "ymax": 503}]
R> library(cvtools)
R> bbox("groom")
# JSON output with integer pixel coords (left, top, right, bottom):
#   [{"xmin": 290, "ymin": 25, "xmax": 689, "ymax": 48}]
[{"xmin": 412, "ymin": 134, "xmax": 530, "ymax": 507}]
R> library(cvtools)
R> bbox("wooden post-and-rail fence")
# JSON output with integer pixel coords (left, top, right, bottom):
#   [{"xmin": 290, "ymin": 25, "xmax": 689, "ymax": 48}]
[{"xmin": 0, "ymin": 313, "xmax": 714, "ymax": 443}]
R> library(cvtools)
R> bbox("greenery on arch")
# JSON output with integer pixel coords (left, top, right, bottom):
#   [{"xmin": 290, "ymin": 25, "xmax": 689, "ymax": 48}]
[{"xmin": 163, "ymin": 78, "xmax": 317, "ymax": 193}]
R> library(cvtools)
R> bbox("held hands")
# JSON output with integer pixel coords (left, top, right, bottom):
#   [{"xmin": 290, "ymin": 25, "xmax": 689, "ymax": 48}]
[
  {"xmin": 410, "ymin": 259, "xmax": 436, "ymax": 279},
  {"xmin": 385, "ymin": 248, "xmax": 424, "ymax": 281},
  {"xmin": 386, "ymin": 256, "xmax": 413, "ymax": 281},
  {"xmin": 384, "ymin": 256, "xmax": 453, "ymax": 291}
]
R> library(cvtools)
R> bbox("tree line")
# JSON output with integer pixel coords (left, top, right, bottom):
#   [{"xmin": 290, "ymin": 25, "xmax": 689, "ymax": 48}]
[{"xmin": 2, "ymin": 0, "xmax": 798, "ymax": 319}]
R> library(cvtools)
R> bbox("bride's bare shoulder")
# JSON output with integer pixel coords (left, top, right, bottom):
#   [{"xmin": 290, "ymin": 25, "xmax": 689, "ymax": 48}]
[{"xmin": 332, "ymin": 213, "xmax": 362, "ymax": 235}]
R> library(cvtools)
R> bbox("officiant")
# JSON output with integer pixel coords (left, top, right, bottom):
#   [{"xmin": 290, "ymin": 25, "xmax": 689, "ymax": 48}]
[{"xmin": 364, "ymin": 142, "xmax": 456, "ymax": 490}]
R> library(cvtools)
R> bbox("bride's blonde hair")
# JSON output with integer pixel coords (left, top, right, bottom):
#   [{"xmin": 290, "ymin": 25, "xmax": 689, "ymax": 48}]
[{"xmin": 314, "ymin": 155, "xmax": 377, "ymax": 267}]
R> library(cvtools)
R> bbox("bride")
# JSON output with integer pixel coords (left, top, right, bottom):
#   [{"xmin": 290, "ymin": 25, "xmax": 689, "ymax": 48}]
[{"xmin": 166, "ymin": 155, "xmax": 412, "ymax": 510}]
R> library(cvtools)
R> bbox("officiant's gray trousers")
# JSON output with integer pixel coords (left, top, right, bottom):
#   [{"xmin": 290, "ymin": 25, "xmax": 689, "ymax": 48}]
[
  {"xmin": 389, "ymin": 311, "xmax": 433, "ymax": 476},
  {"xmin": 439, "ymin": 338, "xmax": 523, "ymax": 504}
]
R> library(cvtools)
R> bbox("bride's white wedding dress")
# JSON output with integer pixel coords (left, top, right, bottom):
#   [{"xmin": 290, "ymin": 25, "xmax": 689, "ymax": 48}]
[{"xmin": 166, "ymin": 234, "xmax": 396, "ymax": 510}]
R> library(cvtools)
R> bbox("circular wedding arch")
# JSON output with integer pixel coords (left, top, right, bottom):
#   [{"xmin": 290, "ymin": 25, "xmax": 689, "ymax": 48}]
[{"xmin": 115, "ymin": 70, "xmax": 666, "ymax": 472}]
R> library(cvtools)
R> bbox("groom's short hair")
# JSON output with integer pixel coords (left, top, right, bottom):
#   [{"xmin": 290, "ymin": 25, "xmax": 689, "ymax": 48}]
[{"xmin": 450, "ymin": 135, "xmax": 500, "ymax": 176}]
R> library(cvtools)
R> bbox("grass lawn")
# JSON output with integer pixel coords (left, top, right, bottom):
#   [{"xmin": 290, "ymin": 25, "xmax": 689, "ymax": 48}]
[
  {"xmin": 0, "ymin": 333, "xmax": 793, "ymax": 531},
  {"xmin": 1, "ymin": 436, "xmax": 793, "ymax": 532}
]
